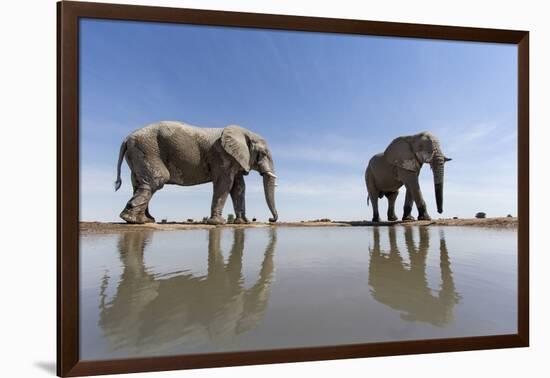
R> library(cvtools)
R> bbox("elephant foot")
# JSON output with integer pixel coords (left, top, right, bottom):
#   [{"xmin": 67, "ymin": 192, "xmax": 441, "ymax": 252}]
[
  {"xmin": 387, "ymin": 214, "xmax": 398, "ymax": 222},
  {"xmin": 233, "ymin": 216, "xmax": 249, "ymax": 224},
  {"xmin": 371, "ymin": 216, "xmax": 380, "ymax": 223},
  {"xmin": 120, "ymin": 209, "xmax": 153, "ymax": 224},
  {"xmin": 145, "ymin": 209, "xmax": 155, "ymax": 223},
  {"xmin": 402, "ymin": 215, "xmax": 416, "ymax": 222},
  {"xmin": 417, "ymin": 213, "xmax": 432, "ymax": 221},
  {"xmin": 207, "ymin": 216, "xmax": 226, "ymax": 225},
  {"xmin": 417, "ymin": 207, "xmax": 432, "ymax": 221}
]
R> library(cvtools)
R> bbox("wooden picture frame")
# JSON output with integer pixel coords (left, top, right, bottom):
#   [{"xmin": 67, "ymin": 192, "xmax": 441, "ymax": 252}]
[{"xmin": 58, "ymin": 1, "xmax": 529, "ymax": 376}]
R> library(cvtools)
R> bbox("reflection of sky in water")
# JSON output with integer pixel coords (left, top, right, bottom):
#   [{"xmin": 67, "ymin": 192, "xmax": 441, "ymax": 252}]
[{"xmin": 80, "ymin": 226, "xmax": 517, "ymax": 361}]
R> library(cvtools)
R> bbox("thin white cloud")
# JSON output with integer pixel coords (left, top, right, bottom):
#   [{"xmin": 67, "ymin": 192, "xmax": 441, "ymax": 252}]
[
  {"xmin": 443, "ymin": 122, "xmax": 498, "ymax": 154},
  {"xmin": 273, "ymin": 145, "xmax": 363, "ymax": 166},
  {"xmin": 462, "ymin": 123, "xmax": 498, "ymax": 142},
  {"xmin": 271, "ymin": 131, "xmax": 380, "ymax": 167},
  {"xmin": 245, "ymin": 173, "xmax": 365, "ymax": 197}
]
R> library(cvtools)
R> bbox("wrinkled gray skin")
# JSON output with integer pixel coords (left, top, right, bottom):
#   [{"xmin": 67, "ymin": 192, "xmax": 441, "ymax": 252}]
[
  {"xmin": 115, "ymin": 121, "xmax": 278, "ymax": 224},
  {"xmin": 365, "ymin": 132, "xmax": 451, "ymax": 222}
]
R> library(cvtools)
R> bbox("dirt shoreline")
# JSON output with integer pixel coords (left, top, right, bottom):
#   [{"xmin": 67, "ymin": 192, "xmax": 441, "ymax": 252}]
[{"xmin": 80, "ymin": 217, "xmax": 517, "ymax": 234}]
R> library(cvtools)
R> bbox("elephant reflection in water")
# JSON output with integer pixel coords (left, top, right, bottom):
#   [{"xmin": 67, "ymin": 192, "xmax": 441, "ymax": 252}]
[
  {"xmin": 99, "ymin": 228, "xmax": 276, "ymax": 356},
  {"xmin": 368, "ymin": 227, "xmax": 461, "ymax": 326}
]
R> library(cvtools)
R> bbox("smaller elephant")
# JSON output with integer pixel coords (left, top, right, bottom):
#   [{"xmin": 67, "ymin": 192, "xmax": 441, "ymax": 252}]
[{"xmin": 365, "ymin": 132, "xmax": 451, "ymax": 222}]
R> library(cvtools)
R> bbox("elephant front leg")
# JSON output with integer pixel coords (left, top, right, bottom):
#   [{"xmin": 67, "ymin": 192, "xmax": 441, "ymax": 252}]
[
  {"xmin": 415, "ymin": 190, "xmax": 431, "ymax": 221},
  {"xmin": 230, "ymin": 175, "xmax": 249, "ymax": 224},
  {"xmin": 400, "ymin": 170, "xmax": 431, "ymax": 221},
  {"xmin": 408, "ymin": 184, "xmax": 431, "ymax": 221},
  {"xmin": 208, "ymin": 176, "xmax": 234, "ymax": 225},
  {"xmin": 402, "ymin": 188, "xmax": 415, "ymax": 221}
]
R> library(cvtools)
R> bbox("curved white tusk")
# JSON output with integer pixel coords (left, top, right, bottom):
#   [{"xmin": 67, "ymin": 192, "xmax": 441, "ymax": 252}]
[{"xmin": 265, "ymin": 172, "xmax": 278, "ymax": 179}]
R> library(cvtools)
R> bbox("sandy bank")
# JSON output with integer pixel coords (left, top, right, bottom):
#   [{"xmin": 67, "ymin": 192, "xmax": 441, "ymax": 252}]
[{"xmin": 80, "ymin": 217, "xmax": 517, "ymax": 234}]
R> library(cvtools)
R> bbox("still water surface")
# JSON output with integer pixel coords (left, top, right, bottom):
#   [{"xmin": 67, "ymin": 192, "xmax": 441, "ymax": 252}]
[{"xmin": 80, "ymin": 226, "xmax": 517, "ymax": 360}]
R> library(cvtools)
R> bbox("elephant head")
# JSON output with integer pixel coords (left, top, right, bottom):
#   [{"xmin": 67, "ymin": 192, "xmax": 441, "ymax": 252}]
[
  {"xmin": 384, "ymin": 132, "xmax": 451, "ymax": 213},
  {"xmin": 221, "ymin": 125, "xmax": 278, "ymax": 222}
]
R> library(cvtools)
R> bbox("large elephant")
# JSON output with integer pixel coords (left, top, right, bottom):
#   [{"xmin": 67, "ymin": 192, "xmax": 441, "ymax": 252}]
[
  {"xmin": 365, "ymin": 132, "xmax": 451, "ymax": 222},
  {"xmin": 114, "ymin": 121, "xmax": 278, "ymax": 224},
  {"xmin": 99, "ymin": 228, "xmax": 277, "ymax": 357}
]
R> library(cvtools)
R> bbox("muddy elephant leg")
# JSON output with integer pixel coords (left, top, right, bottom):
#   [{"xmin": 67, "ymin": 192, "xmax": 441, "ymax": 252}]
[
  {"xmin": 208, "ymin": 175, "xmax": 235, "ymax": 225},
  {"xmin": 120, "ymin": 186, "xmax": 154, "ymax": 224},
  {"xmin": 121, "ymin": 149, "xmax": 169, "ymax": 224},
  {"xmin": 144, "ymin": 206, "xmax": 154, "ymax": 222},
  {"xmin": 402, "ymin": 188, "xmax": 415, "ymax": 221},
  {"xmin": 131, "ymin": 173, "xmax": 155, "ymax": 223},
  {"xmin": 386, "ymin": 191, "xmax": 399, "ymax": 221},
  {"xmin": 231, "ymin": 175, "xmax": 249, "ymax": 224}
]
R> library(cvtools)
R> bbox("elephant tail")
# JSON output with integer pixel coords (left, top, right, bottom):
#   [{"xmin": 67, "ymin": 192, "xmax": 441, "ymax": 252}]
[
  {"xmin": 114, "ymin": 139, "xmax": 127, "ymax": 191},
  {"xmin": 367, "ymin": 195, "xmax": 370, "ymax": 207}
]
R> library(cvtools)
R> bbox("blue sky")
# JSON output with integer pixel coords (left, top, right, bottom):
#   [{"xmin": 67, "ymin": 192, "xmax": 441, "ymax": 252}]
[{"xmin": 80, "ymin": 19, "xmax": 517, "ymax": 222}]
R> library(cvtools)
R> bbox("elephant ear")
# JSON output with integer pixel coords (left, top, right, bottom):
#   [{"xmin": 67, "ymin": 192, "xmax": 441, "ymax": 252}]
[
  {"xmin": 221, "ymin": 125, "xmax": 251, "ymax": 172},
  {"xmin": 411, "ymin": 132, "xmax": 436, "ymax": 164},
  {"xmin": 384, "ymin": 137, "xmax": 420, "ymax": 172}
]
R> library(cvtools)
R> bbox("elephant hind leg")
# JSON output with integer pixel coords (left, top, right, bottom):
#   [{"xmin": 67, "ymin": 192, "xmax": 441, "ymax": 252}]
[
  {"xmin": 120, "ymin": 186, "xmax": 155, "ymax": 224},
  {"xmin": 366, "ymin": 170, "xmax": 380, "ymax": 222},
  {"xmin": 386, "ymin": 191, "xmax": 399, "ymax": 221},
  {"xmin": 366, "ymin": 186, "xmax": 381, "ymax": 223},
  {"xmin": 370, "ymin": 195, "xmax": 380, "ymax": 223},
  {"xmin": 129, "ymin": 173, "xmax": 155, "ymax": 223},
  {"xmin": 144, "ymin": 206, "xmax": 155, "ymax": 223},
  {"xmin": 121, "ymin": 159, "xmax": 169, "ymax": 224}
]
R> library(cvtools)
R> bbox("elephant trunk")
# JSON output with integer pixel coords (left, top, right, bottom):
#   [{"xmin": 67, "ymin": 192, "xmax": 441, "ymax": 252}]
[
  {"xmin": 435, "ymin": 182, "xmax": 444, "ymax": 214},
  {"xmin": 263, "ymin": 174, "xmax": 278, "ymax": 222},
  {"xmin": 432, "ymin": 157, "xmax": 445, "ymax": 214}
]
